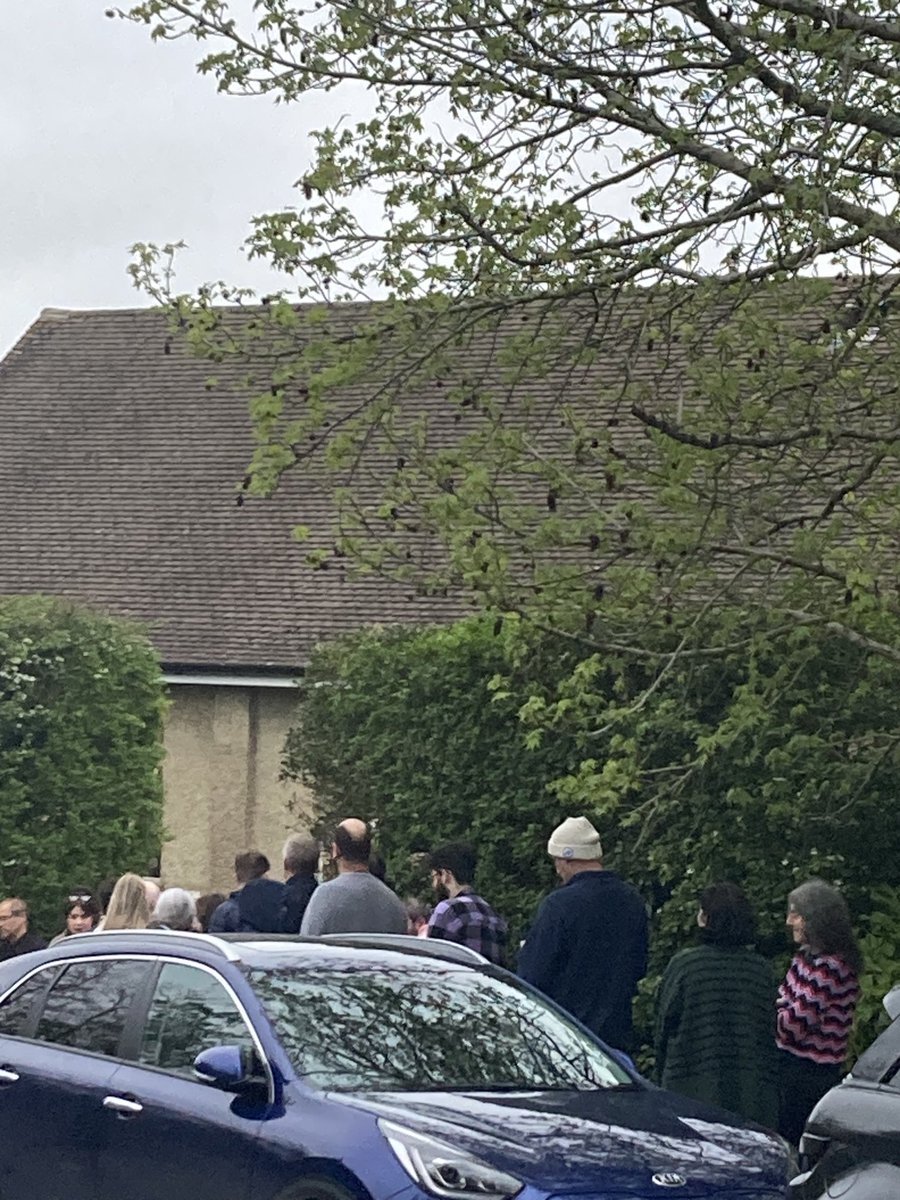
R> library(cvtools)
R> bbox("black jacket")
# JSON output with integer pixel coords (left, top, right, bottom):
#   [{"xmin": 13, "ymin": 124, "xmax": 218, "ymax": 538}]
[
  {"xmin": 0, "ymin": 930, "xmax": 47, "ymax": 961},
  {"xmin": 518, "ymin": 870, "xmax": 649, "ymax": 1051},
  {"xmin": 208, "ymin": 878, "xmax": 287, "ymax": 934},
  {"xmin": 283, "ymin": 872, "xmax": 317, "ymax": 934}
]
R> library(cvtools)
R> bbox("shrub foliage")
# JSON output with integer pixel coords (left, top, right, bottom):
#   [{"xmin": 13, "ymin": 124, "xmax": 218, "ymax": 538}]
[
  {"xmin": 286, "ymin": 613, "xmax": 900, "ymax": 1052},
  {"xmin": 0, "ymin": 596, "xmax": 166, "ymax": 936},
  {"xmin": 284, "ymin": 621, "xmax": 578, "ymax": 935}
]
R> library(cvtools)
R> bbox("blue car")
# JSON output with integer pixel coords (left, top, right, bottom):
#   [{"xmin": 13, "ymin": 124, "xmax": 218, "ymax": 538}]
[{"xmin": 0, "ymin": 930, "xmax": 791, "ymax": 1200}]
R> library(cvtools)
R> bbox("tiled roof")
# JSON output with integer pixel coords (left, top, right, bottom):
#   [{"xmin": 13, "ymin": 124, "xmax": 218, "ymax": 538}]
[
  {"xmin": 0, "ymin": 305, "xmax": 472, "ymax": 669},
  {"xmin": 2, "ymin": 288, "xmax": 859, "ymax": 670}
]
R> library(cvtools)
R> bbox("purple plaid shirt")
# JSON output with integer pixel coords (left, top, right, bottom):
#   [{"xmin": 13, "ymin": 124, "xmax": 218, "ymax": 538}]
[{"xmin": 427, "ymin": 889, "xmax": 508, "ymax": 966}]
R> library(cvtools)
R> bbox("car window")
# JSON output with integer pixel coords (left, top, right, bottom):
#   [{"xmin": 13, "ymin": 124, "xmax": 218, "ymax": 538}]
[
  {"xmin": 138, "ymin": 963, "xmax": 256, "ymax": 1079},
  {"xmin": 0, "ymin": 968, "xmax": 57, "ymax": 1038},
  {"xmin": 34, "ymin": 959, "xmax": 150, "ymax": 1058},
  {"xmin": 250, "ymin": 961, "xmax": 632, "ymax": 1093}
]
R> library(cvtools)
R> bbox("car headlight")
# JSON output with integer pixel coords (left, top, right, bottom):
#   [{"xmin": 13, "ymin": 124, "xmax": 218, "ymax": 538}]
[{"xmin": 379, "ymin": 1119, "xmax": 523, "ymax": 1200}]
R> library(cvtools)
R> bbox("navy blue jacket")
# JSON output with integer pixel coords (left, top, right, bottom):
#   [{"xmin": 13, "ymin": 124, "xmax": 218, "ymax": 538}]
[
  {"xmin": 518, "ymin": 870, "xmax": 649, "ymax": 1051},
  {"xmin": 208, "ymin": 878, "xmax": 287, "ymax": 934}
]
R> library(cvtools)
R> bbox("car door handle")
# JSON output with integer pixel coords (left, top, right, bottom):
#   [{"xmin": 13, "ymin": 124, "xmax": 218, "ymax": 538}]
[
  {"xmin": 0, "ymin": 1068, "xmax": 19, "ymax": 1084},
  {"xmin": 103, "ymin": 1095, "xmax": 143, "ymax": 1116}
]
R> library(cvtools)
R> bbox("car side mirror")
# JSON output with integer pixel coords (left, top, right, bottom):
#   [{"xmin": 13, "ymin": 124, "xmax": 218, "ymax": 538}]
[
  {"xmin": 884, "ymin": 985, "xmax": 900, "ymax": 1022},
  {"xmin": 193, "ymin": 1045, "xmax": 256, "ymax": 1092}
]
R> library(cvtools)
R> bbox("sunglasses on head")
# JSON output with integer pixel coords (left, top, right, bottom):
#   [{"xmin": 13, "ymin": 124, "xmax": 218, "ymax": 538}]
[{"xmin": 67, "ymin": 893, "xmax": 93, "ymax": 904}]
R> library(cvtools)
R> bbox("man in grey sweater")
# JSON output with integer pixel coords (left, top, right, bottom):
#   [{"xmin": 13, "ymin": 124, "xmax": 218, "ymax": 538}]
[{"xmin": 300, "ymin": 818, "xmax": 407, "ymax": 935}]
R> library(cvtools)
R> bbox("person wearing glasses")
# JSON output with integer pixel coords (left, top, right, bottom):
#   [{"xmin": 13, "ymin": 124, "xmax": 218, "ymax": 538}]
[
  {"xmin": 49, "ymin": 889, "xmax": 103, "ymax": 946},
  {"xmin": 0, "ymin": 897, "xmax": 46, "ymax": 960}
]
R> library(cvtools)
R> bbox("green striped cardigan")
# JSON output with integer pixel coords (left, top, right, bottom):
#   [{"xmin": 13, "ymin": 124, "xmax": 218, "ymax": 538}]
[{"xmin": 655, "ymin": 941, "xmax": 779, "ymax": 1128}]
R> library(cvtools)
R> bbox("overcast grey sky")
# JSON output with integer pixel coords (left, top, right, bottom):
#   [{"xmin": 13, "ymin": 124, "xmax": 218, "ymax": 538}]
[
  {"xmin": 2, "ymin": 3, "xmax": 657, "ymax": 362},
  {"xmin": 1, "ymin": 2, "xmax": 337, "ymax": 355}
]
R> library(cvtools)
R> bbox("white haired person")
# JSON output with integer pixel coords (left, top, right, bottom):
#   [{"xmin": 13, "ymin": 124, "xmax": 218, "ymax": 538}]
[
  {"xmin": 151, "ymin": 888, "xmax": 201, "ymax": 932},
  {"xmin": 777, "ymin": 879, "xmax": 862, "ymax": 1145}
]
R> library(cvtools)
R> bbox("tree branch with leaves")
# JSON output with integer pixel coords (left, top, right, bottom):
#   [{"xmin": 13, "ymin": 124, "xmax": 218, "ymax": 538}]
[{"xmin": 121, "ymin": 2, "xmax": 900, "ymax": 864}]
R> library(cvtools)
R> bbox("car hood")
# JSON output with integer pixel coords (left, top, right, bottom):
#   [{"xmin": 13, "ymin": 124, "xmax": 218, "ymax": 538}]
[{"xmin": 339, "ymin": 1086, "xmax": 788, "ymax": 1197}]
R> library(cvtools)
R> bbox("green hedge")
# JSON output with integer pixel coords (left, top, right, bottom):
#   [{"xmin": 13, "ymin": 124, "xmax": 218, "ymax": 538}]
[
  {"xmin": 285, "ymin": 614, "xmax": 900, "ymax": 1057},
  {"xmin": 0, "ymin": 596, "xmax": 166, "ymax": 938},
  {"xmin": 284, "ymin": 621, "xmax": 579, "ymax": 937}
]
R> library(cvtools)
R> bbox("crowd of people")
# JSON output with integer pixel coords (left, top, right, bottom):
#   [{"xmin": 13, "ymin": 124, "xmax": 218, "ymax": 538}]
[{"xmin": 0, "ymin": 813, "xmax": 864, "ymax": 1147}]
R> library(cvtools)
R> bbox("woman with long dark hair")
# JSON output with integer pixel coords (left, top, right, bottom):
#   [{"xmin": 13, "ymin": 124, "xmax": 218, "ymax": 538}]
[
  {"xmin": 655, "ymin": 882, "xmax": 777, "ymax": 1126},
  {"xmin": 777, "ymin": 878, "xmax": 862, "ymax": 1145}
]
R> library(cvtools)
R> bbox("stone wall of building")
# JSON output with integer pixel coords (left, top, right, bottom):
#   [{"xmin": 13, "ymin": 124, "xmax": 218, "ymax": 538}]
[{"xmin": 160, "ymin": 684, "xmax": 313, "ymax": 893}]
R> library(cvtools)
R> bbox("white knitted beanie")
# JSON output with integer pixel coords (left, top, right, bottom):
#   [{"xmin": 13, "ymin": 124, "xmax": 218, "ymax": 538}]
[{"xmin": 547, "ymin": 816, "xmax": 603, "ymax": 861}]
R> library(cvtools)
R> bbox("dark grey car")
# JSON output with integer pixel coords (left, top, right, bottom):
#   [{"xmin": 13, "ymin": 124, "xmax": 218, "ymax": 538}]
[{"xmin": 790, "ymin": 987, "xmax": 900, "ymax": 1198}]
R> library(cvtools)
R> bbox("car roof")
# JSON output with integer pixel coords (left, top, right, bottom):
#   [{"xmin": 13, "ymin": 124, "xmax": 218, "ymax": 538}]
[
  {"xmin": 17, "ymin": 930, "xmax": 488, "ymax": 974},
  {"xmin": 851, "ymin": 1009, "xmax": 900, "ymax": 1083},
  {"xmin": 223, "ymin": 932, "xmax": 488, "ymax": 966}
]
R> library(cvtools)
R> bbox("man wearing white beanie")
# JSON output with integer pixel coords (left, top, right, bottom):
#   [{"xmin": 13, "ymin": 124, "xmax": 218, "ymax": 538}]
[{"xmin": 517, "ymin": 816, "xmax": 648, "ymax": 1052}]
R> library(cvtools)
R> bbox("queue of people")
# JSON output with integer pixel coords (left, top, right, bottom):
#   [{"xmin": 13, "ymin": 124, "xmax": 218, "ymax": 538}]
[{"xmin": 0, "ymin": 813, "xmax": 865, "ymax": 1147}]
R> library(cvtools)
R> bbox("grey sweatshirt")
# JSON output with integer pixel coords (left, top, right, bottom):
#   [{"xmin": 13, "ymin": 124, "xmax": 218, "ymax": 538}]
[{"xmin": 300, "ymin": 871, "xmax": 408, "ymax": 936}]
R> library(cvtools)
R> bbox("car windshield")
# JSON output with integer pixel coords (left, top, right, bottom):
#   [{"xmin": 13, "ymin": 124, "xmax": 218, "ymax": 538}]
[{"xmin": 250, "ymin": 959, "xmax": 631, "ymax": 1093}]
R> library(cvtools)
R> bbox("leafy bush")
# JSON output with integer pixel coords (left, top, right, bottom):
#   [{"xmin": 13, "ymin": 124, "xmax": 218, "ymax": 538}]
[
  {"xmin": 567, "ymin": 617, "xmax": 900, "ymax": 1053},
  {"xmin": 284, "ymin": 620, "xmax": 579, "ymax": 941},
  {"xmin": 286, "ymin": 612, "xmax": 900, "ymax": 1053},
  {"xmin": 0, "ymin": 596, "xmax": 166, "ymax": 937},
  {"xmin": 852, "ymin": 886, "xmax": 900, "ymax": 1058}
]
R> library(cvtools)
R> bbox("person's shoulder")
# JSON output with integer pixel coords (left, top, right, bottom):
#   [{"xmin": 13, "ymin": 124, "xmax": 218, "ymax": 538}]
[
  {"xmin": 470, "ymin": 893, "xmax": 507, "ymax": 929},
  {"xmin": 661, "ymin": 944, "xmax": 710, "ymax": 978},
  {"xmin": 355, "ymin": 872, "xmax": 398, "ymax": 898},
  {"xmin": 608, "ymin": 874, "xmax": 649, "ymax": 923},
  {"xmin": 812, "ymin": 952, "xmax": 858, "ymax": 982},
  {"xmin": 474, "ymin": 893, "xmax": 507, "ymax": 921},
  {"xmin": 288, "ymin": 873, "xmax": 316, "ymax": 893},
  {"xmin": 673, "ymin": 942, "xmax": 762, "ymax": 970},
  {"xmin": 207, "ymin": 894, "xmax": 237, "ymax": 931},
  {"xmin": 534, "ymin": 885, "xmax": 571, "ymax": 917},
  {"xmin": 602, "ymin": 871, "xmax": 645, "ymax": 900},
  {"xmin": 670, "ymin": 944, "xmax": 706, "ymax": 965},
  {"xmin": 378, "ymin": 877, "xmax": 409, "ymax": 914},
  {"xmin": 299, "ymin": 883, "xmax": 321, "ymax": 908},
  {"xmin": 309, "ymin": 875, "xmax": 343, "ymax": 898},
  {"xmin": 736, "ymin": 948, "xmax": 777, "ymax": 986},
  {"xmin": 247, "ymin": 877, "xmax": 286, "ymax": 895},
  {"xmin": 299, "ymin": 879, "xmax": 336, "ymax": 923}
]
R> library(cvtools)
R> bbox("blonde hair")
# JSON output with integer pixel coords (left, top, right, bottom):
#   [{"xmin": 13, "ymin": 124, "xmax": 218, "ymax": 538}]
[{"xmin": 103, "ymin": 873, "xmax": 151, "ymax": 931}]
